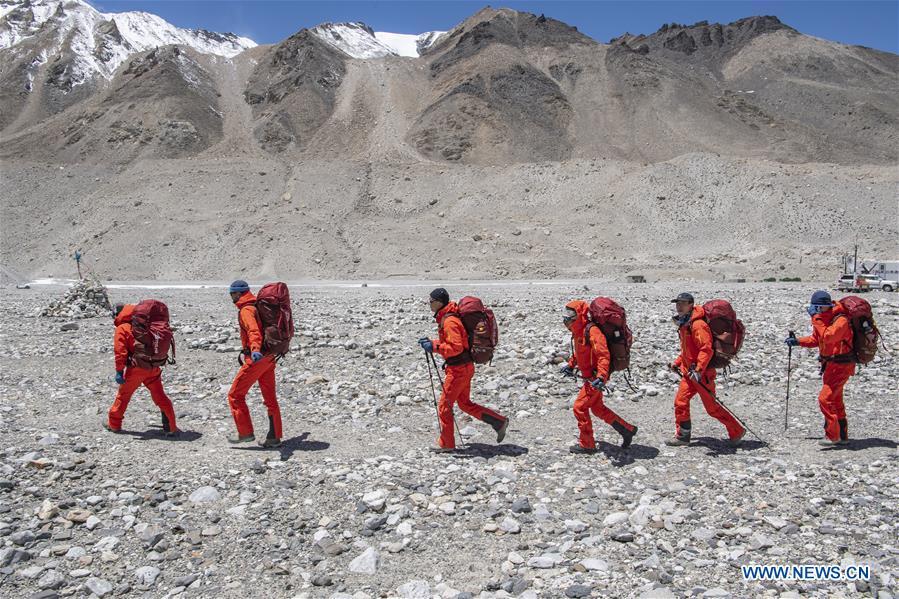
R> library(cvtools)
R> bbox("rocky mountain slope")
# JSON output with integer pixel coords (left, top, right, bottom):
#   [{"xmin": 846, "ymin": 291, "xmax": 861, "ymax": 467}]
[
  {"xmin": 0, "ymin": 0, "xmax": 253, "ymax": 131},
  {"xmin": 0, "ymin": 3, "xmax": 896, "ymax": 282}
]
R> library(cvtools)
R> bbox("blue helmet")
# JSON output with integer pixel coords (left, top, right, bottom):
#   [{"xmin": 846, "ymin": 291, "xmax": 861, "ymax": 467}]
[
  {"xmin": 810, "ymin": 290, "xmax": 832, "ymax": 306},
  {"xmin": 228, "ymin": 280, "xmax": 250, "ymax": 294}
]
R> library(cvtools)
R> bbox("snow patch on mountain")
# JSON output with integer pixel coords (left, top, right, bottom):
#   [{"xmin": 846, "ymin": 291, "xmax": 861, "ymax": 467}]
[
  {"xmin": 311, "ymin": 22, "xmax": 394, "ymax": 58},
  {"xmin": 311, "ymin": 21, "xmax": 445, "ymax": 58},
  {"xmin": 373, "ymin": 30, "xmax": 445, "ymax": 57},
  {"xmin": 0, "ymin": 0, "xmax": 255, "ymax": 86}
]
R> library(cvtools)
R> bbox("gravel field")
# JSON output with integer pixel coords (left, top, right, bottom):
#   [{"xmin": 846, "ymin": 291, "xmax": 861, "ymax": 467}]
[{"xmin": 0, "ymin": 282, "xmax": 896, "ymax": 599}]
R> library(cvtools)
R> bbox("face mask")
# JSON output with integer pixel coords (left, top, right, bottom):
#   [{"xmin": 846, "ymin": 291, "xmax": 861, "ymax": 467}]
[
  {"xmin": 673, "ymin": 312, "xmax": 690, "ymax": 326},
  {"xmin": 563, "ymin": 308, "xmax": 577, "ymax": 326},
  {"xmin": 807, "ymin": 304, "xmax": 830, "ymax": 316}
]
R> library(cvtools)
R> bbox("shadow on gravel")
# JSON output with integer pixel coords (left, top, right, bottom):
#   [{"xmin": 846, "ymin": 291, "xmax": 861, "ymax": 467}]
[
  {"xmin": 452, "ymin": 443, "xmax": 529, "ymax": 459},
  {"xmin": 818, "ymin": 437, "xmax": 898, "ymax": 451},
  {"xmin": 595, "ymin": 441, "xmax": 660, "ymax": 466},
  {"xmin": 692, "ymin": 436, "xmax": 768, "ymax": 456},
  {"xmin": 231, "ymin": 432, "xmax": 330, "ymax": 461},
  {"xmin": 117, "ymin": 427, "xmax": 202, "ymax": 443}
]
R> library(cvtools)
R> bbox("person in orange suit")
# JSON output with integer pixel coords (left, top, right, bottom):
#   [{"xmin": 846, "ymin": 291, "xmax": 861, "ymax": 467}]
[
  {"xmin": 560, "ymin": 300, "xmax": 638, "ymax": 454},
  {"xmin": 785, "ymin": 290, "xmax": 854, "ymax": 446},
  {"xmin": 227, "ymin": 280, "xmax": 282, "ymax": 448},
  {"xmin": 105, "ymin": 303, "xmax": 179, "ymax": 437},
  {"xmin": 418, "ymin": 288, "xmax": 508, "ymax": 452},
  {"xmin": 665, "ymin": 292, "xmax": 745, "ymax": 447}
]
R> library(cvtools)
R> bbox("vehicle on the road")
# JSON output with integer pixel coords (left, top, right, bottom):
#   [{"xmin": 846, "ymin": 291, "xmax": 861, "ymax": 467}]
[
  {"xmin": 843, "ymin": 259, "xmax": 899, "ymax": 291},
  {"xmin": 836, "ymin": 273, "xmax": 893, "ymax": 292}
]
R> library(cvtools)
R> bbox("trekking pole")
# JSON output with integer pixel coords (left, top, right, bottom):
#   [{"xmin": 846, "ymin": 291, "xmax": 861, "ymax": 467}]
[
  {"xmin": 428, "ymin": 352, "xmax": 466, "ymax": 449},
  {"xmin": 784, "ymin": 330, "xmax": 795, "ymax": 432},
  {"xmin": 424, "ymin": 351, "xmax": 443, "ymax": 437},
  {"xmin": 684, "ymin": 370, "xmax": 767, "ymax": 446}
]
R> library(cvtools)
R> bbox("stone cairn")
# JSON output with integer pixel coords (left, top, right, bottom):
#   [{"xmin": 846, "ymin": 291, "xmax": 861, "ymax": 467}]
[{"xmin": 41, "ymin": 277, "xmax": 113, "ymax": 318}]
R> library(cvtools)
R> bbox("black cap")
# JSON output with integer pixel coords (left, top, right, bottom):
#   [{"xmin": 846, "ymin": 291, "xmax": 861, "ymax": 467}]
[
  {"xmin": 429, "ymin": 288, "xmax": 450, "ymax": 305},
  {"xmin": 670, "ymin": 292, "xmax": 695, "ymax": 303}
]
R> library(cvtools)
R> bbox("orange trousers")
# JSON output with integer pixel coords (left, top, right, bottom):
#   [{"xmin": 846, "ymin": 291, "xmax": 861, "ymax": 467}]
[
  {"xmin": 673, "ymin": 368, "xmax": 743, "ymax": 439},
  {"xmin": 227, "ymin": 355, "xmax": 282, "ymax": 438},
  {"xmin": 819, "ymin": 362, "xmax": 854, "ymax": 441},
  {"xmin": 437, "ymin": 362, "xmax": 505, "ymax": 449},
  {"xmin": 573, "ymin": 384, "xmax": 634, "ymax": 449},
  {"xmin": 108, "ymin": 367, "xmax": 177, "ymax": 431}
]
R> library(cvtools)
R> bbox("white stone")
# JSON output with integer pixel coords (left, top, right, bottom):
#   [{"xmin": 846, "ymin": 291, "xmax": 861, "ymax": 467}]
[
  {"xmin": 134, "ymin": 565, "xmax": 161, "ymax": 586},
  {"xmin": 603, "ymin": 511, "xmax": 629, "ymax": 526},
  {"xmin": 188, "ymin": 486, "xmax": 220, "ymax": 503},
  {"xmin": 85, "ymin": 577, "xmax": 113, "ymax": 596},
  {"xmin": 396, "ymin": 580, "xmax": 430, "ymax": 598},
  {"xmin": 581, "ymin": 558, "xmax": 610, "ymax": 572},
  {"xmin": 348, "ymin": 547, "xmax": 379, "ymax": 574}
]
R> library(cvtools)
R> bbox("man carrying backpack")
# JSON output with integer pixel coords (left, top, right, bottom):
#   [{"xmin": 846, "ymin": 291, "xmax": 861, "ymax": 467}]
[
  {"xmin": 227, "ymin": 280, "xmax": 283, "ymax": 448},
  {"xmin": 784, "ymin": 291, "xmax": 854, "ymax": 446},
  {"xmin": 560, "ymin": 300, "xmax": 637, "ymax": 454},
  {"xmin": 418, "ymin": 288, "xmax": 508, "ymax": 452},
  {"xmin": 666, "ymin": 293, "xmax": 745, "ymax": 447},
  {"xmin": 105, "ymin": 303, "xmax": 179, "ymax": 437}
]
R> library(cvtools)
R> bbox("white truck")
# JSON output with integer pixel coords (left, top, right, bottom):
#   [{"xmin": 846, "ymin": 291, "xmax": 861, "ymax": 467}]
[{"xmin": 843, "ymin": 259, "xmax": 899, "ymax": 292}]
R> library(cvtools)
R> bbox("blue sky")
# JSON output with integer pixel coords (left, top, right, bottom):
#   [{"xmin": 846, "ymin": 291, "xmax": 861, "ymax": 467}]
[{"xmin": 88, "ymin": 1, "xmax": 898, "ymax": 53}]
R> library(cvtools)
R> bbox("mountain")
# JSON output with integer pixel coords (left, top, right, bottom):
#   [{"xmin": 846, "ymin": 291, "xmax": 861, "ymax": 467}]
[
  {"xmin": 310, "ymin": 22, "xmax": 445, "ymax": 58},
  {"xmin": 0, "ymin": 0, "xmax": 254, "ymax": 131},
  {"xmin": 0, "ymin": 5, "xmax": 896, "ymax": 282}
]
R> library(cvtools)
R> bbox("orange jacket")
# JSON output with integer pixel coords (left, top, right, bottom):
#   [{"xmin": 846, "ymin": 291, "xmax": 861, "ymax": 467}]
[
  {"xmin": 235, "ymin": 292, "xmax": 263, "ymax": 353},
  {"xmin": 113, "ymin": 304, "xmax": 136, "ymax": 371},
  {"xmin": 433, "ymin": 302, "xmax": 469, "ymax": 360},
  {"xmin": 797, "ymin": 303, "xmax": 854, "ymax": 359},
  {"xmin": 565, "ymin": 300, "xmax": 611, "ymax": 382},
  {"xmin": 673, "ymin": 306, "xmax": 714, "ymax": 373}
]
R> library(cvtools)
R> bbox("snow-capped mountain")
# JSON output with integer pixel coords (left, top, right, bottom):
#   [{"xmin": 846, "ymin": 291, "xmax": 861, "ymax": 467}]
[
  {"xmin": 374, "ymin": 30, "xmax": 445, "ymax": 57},
  {"xmin": 0, "ymin": 0, "xmax": 255, "ymax": 83},
  {"xmin": 310, "ymin": 22, "xmax": 444, "ymax": 58}
]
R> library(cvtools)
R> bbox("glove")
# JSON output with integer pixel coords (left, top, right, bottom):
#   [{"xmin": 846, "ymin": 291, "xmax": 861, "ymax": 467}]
[
  {"xmin": 590, "ymin": 378, "xmax": 606, "ymax": 392},
  {"xmin": 418, "ymin": 338, "xmax": 434, "ymax": 353},
  {"xmin": 559, "ymin": 364, "xmax": 575, "ymax": 378},
  {"xmin": 784, "ymin": 336, "xmax": 799, "ymax": 347},
  {"xmin": 668, "ymin": 362, "xmax": 681, "ymax": 374},
  {"xmin": 687, "ymin": 370, "xmax": 702, "ymax": 383},
  {"xmin": 251, "ymin": 351, "xmax": 264, "ymax": 363},
  {"xmin": 115, "ymin": 371, "xmax": 125, "ymax": 385}
]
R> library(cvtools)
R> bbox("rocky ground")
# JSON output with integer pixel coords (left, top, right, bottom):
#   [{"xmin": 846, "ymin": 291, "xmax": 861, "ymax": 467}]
[{"xmin": 0, "ymin": 282, "xmax": 896, "ymax": 598}]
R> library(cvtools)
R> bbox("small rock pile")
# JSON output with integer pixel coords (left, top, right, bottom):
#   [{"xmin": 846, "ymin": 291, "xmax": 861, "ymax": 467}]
[{"xmin": 40, "ymin": 278, "xmax": 112, "ymax": 318}]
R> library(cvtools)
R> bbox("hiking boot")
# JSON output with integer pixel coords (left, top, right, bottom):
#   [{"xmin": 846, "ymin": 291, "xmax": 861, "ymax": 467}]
[
  {"xmin": 838, "ymin": 418, "xmax": 848, "ymax": 443},
  {"xmin": 727, "ymin": 430, "xmax": 746, "ymax": 447},
  {"xmin": 228, "ymin": 434, "xmax": 255, "ymax": 444},
  {"xmin": 612, "ymin": 422, "xmax": 637, "ymax": 449},
  {"xmin": 496, "ymin": 418, "xmax": 509, "ymax": 443},
  {"xmin": 569, "ymin": 444, "xmax": 597, "ymax": 455},
  {"xmin": 482, "ymin": 413, "xmax": 506, "ymax": 442},
  {"xmin": 664, "ymin": 435, "xmax": 691, "ymax": 447},
  {"xmin": 428, "ymin": 446, "xmax": 456, "ymax": 454},
  {"xmin": 818, "ymin": 437, "xmax": 842, "ymax": 447},
  {"xmin": 103, "ymin": 422, "xmax": 122, "ymax": 434},
  {"xmin": 259, "ymin": 437, "xmax": 282, "ymax": 448},
  {"xmin": 163, "ymin": 428, "xmax": 181, "ymax": 439}
]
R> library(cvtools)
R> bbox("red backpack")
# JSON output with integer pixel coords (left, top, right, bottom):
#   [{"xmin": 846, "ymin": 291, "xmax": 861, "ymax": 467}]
[
  {"xmin": 701, "ymin": 300, "xmax": 745, "ymax": 369},
  {"xmin": 586, "ymin": 297, "xmax": 632, "ymax": 373},
  {"xmin": 453, "ymin": 296, "xmax": 498, "ymax": 364},
  {"xmin": 835, "ymin": 296, "xmax": 879, "ymax": 364},
  {"xmin": 130, "ymin": 300, "xmax": 175, "ymax": 369},
  {"xmin": 256, "ymin": 282, "xmax": 294, "ymax": 356}
]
